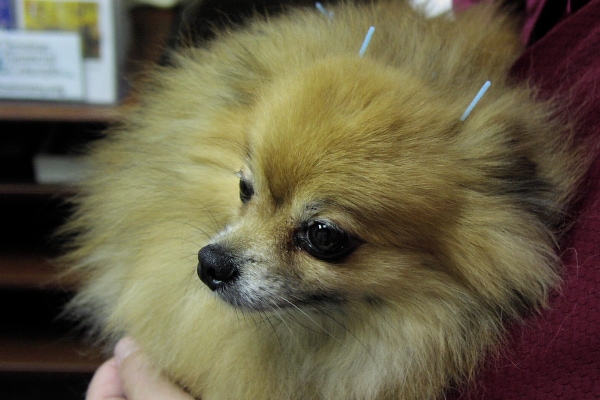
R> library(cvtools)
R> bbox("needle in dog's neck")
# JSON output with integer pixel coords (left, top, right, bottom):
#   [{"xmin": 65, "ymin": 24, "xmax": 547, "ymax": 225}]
[
  {"xmin": 460, "ymin": 80, "xmax": 491, "ymax": 121},
  {"xmin": 315, "ymin": 2, "xmax": 334, "ymax": 20},
  {"xmin": 359, "ymin": 26, "xmax": 376, "ymax": 57}
]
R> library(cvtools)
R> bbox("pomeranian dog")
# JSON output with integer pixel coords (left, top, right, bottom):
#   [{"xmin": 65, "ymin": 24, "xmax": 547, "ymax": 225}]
[{"xmin": 62, "ymin": 1, "xmax": 586, "ymax": 399}]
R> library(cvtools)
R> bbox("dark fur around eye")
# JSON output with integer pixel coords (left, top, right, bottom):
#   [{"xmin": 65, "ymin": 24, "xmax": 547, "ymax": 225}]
[
  {"xmin": 294, "ymin": 220, "xmax": 359, "ymax": 262},
  {"xmin": 239, "ymin": 178, "xmax": 254, "ymax": 203}
]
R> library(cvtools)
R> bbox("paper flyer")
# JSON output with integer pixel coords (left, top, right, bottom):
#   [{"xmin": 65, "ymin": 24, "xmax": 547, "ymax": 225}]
[
  {"xmin": 13, "ymin": 0, "xmax": 125, "ymax": 104},
  {"xmin": 0, "ymin": 30, "xmax": 84, "ymax": 100}
]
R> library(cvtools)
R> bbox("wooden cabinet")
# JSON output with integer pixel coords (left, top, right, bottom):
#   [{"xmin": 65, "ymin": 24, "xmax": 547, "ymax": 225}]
[
  {"xmin": 0, "ymin": 112, "xmax": 111, "ymax": 399},
  {"xmin": 0, "ymin": 7, "xmax": 176, "ymax": 399}
]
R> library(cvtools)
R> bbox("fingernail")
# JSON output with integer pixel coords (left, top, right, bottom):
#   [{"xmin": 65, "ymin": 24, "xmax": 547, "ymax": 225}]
[{"xmin": 114, "ymin": 336, "xmax": 139, "ymax": 364}]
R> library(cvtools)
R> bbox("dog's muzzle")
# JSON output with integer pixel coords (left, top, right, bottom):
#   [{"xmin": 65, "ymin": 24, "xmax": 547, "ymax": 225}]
[{"xmin": 197, "ymin": 244, "xmax": 240, "ymax": 291}]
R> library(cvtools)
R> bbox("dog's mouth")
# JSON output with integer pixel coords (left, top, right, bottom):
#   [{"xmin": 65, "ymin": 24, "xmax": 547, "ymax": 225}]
[
  {"xmin": 197, "ymin": 243, "xmax": 345, "ymax": 311},
  {"xmin": 211, "ymin": 284, "xmax": 346, "ymax": 313}
]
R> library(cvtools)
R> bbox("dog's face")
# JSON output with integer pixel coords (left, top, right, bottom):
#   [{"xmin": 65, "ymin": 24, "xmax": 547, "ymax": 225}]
[{"xmin": 198, "ymin": 58, "xmax": 469, "ymax": 312}]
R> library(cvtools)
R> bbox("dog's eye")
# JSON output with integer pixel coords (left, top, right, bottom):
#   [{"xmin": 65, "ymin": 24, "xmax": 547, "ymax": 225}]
[
  {"xmin": 295, "ymin": 220, "xmax": 358, "ymax": 262},
  {"xmin": 239, "ymin": 178, "xmax": 254, "ymax": 204}
]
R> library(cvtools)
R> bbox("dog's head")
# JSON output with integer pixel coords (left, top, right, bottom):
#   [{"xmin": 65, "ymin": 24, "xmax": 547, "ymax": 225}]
[{"xmin": 197, "ymin": 57, "xmax": 475, "ymax": 312}]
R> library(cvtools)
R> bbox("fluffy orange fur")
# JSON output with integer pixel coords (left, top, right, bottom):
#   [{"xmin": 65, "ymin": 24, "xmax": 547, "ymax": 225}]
[{"xmin": 61, "ymin": 1, "xmax": 585, "ymax": 399}]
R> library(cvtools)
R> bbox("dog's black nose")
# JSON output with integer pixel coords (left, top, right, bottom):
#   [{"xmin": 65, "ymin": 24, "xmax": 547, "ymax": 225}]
[{"xmin": 197, "ymin": 244, "xmax": 239, "ymax": 291}]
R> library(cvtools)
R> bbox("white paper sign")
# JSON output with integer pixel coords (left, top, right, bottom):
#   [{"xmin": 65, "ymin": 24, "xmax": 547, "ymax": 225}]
[
  {"xmin": 0, "ymin": 31, "xmax": 84, "ymax": 101},
  {"xmin": 15, "ymin": 0, "xmax": 126, "ymax": 104}
]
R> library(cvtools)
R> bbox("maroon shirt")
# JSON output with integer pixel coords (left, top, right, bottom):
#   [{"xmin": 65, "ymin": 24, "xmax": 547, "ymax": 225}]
[{"xmin": 453, "ymin": 1, "xmax": 600, "ymax": 398}]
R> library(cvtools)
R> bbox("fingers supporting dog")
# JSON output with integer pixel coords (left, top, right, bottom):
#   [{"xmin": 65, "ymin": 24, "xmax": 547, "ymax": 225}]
[
  {"xmin": 86, "ymin": 358, "xmax": 126, "ymax": 400},
  {"xmin": 114, "ymin": 337, "xmax": 194, "ymax": 400}
]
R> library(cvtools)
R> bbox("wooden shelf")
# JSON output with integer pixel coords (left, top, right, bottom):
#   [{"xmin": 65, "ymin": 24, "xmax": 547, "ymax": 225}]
[
  {"xmin": 0, "ymin": 7, "xmax": 178, "ymax": 391},
  {"xmin": 0, "ymin": 253, "xmax": 70, "ymax": 290},
  {"xmin": 0, "ymin": 183, "xmax": 77, "ymax": 197},
  {"xmin": 0, "ymin": 337, "xmax": 103, "ymax": 373},
  {"xmin": 0, "ymin": 101, "xmax": 122, "ymax": 123}
]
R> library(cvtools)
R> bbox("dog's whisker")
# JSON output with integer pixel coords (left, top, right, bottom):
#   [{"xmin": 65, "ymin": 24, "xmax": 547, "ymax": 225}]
[
  {"xmin": 260, "ymin": 310, "xmax": 285, "ymax": 350},
  {"xmin": 266, "ymin": 298, "xmax": 304, "ymax": 351},
  {"xmin": 275, "ymin": 295, "xmax": 341, "ymax": 339},
  {"xmin": 279, "ymin": 304, "xmax": 336, "ymax": 338},
  {"xmin": 315, "ymin": 304, "xmax": 379, "ymax": 365}
]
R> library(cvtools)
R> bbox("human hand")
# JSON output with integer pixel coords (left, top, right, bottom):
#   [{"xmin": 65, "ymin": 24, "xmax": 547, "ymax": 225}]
[{"xmin": 86, "ymin": 337, "xmax": 194, "ymax": 400}]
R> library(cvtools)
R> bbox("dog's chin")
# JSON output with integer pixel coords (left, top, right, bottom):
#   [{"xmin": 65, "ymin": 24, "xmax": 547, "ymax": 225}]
[{"xmin": 210, "ymin": 282, "xmax": 346, "ymax": 314}]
